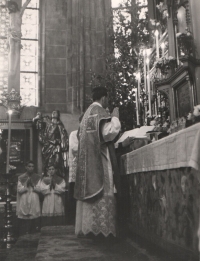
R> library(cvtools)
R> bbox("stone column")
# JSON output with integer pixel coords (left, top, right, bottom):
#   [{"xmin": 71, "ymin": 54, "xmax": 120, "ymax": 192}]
[
  {"xmin": 43, "ymin": 0, "xmax": 68, "ymax": 112},
  {"xmin": 66, "ymin": 0, "xmax": 113, "ymax": 113},
  {"xmin": 40, "ymin": 0, "xmax": 113, "ymax": 114}
]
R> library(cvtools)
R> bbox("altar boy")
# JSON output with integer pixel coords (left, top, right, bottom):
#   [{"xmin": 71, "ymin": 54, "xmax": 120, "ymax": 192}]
[{"xmin": 16, "ymin": 160, "xmax": 41, "ymax": 234}]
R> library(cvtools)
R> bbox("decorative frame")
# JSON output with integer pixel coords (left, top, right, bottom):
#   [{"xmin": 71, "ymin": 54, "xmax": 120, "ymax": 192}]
[{"xmin": 173, "ymin": 72, "xmax": 194, "ymax": 118}]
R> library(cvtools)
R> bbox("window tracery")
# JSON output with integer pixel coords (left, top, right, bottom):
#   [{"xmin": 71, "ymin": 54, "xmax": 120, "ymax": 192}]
[{"xmin": 0, "ymin": 0, "xmax": 39, "ymax": 106}]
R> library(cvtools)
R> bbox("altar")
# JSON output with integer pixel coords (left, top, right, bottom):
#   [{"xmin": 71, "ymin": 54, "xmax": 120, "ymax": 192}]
[{"xmin": 121, "ymin": 123, "xmax": 200, "ymax": 261}]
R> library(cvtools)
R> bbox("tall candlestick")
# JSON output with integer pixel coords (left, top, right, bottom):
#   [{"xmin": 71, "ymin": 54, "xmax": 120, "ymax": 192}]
[
  {"xmin": 146, "ymin": 60, "xmax": 152, "ymax": 116},
  {"xmin": 6, "ymin": 110, "xmax": 12, "ymax": 174},
  {"xmin": 175, "ymin": 25, "xmax": 180, "ymax": 66},
  {"xmin": 155, "ymin": 30, "xmax": 159, "ymax": 59},
  {"xmin": 143, "ymin": 50, "xmax": 147, "ymax": 92},
  {"xmin": 137, "ymin": 71, "xmax": 141, "ymax": 97},
  {"xmin": 137, "ymin": 72, "xmax": 141, "ymax": 121},
  {"xmin": 158, "ymin": 94, "xmax": 160, "ymax": 109},
  {"xmin": 155, "ymin": 98, "xmax": 158, "ymax": 115},
  {"xmin": 134, "ymin": 88, "xmax": 139, "ymax": 126}
]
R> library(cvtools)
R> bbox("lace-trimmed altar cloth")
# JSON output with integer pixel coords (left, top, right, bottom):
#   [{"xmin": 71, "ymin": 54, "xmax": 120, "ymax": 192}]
[{"xmin": 121, "ymin": 123, "xmax": 200, "ymax": 175}]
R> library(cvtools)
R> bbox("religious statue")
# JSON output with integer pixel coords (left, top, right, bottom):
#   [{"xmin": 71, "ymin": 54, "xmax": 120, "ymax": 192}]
[
  {"xmin": 33, "ymin": 110, "xmax": 69, "ymax": 176},
  {"xmin": 6, "ymin": 0, "xmax": 31, "ymax": 75}
]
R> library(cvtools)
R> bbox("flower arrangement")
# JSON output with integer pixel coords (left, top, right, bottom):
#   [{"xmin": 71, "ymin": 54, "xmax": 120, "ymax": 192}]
[
  {"xmin": 186, "ymin": 105, "xmax": 200, "ymax": 127},
  {"xmin": 193, "ymin": 105, "xmax": 200, "ymax": 117},
  {"xmin": 176, "ymin": 30, "xmax": 194, "ymax": 56},
  {"xmin": 154, "ymin": 56, "xmax": 176, "ymax": 75},
  {"xmin": 150, "ymin": 19, "xmax": 160, "ymax": 28},
  {"xmin": 156, "ymin": 2, "xmax": 168, "ymax": 19},
  {"xmin": 176, "ymin": 31, "xmax": 192, "ymax": 39},
  {"xmin": 150, "ymin": 70, "xmax": 160, "ymax": 82},
  {"xmin": 169, "ymin": 117, "xmax": 186, "ymax": 134}
]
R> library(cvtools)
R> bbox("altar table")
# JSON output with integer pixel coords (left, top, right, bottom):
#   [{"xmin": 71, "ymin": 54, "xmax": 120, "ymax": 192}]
[
  {"xmin": 120, "ymin": 123, "xmax": 200, "ymax": 261},
  {"xmin": 121, "ymin": 122, "xmax": 200, "ymax": 175}
]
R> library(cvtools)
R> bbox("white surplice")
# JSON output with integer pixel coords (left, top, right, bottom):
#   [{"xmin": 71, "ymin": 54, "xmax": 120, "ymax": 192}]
[
  {"xmin": 16, "ymin": 180, "xmax": 41, "ymax": 219},
  {"xmin": 68, "ymin": 130, "xmax": 78, "ymax": 183},
  {"xmin": 40, "ymin": 179, "xmax": 66, "ymax": 216},
  {"xmin": 75, "ymin": 102, "xmax": 121, "ymax": 237}
]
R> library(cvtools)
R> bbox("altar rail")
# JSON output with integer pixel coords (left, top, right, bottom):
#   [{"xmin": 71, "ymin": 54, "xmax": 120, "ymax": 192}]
[{"xmin": 120, "ymin": 124, "xmax": 200, "ymax": 261}]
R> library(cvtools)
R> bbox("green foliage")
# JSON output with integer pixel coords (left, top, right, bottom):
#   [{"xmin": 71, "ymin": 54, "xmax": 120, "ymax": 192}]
[{"xmin": 89, "ymin": 0, "xmax": 150, "ymax": 131}]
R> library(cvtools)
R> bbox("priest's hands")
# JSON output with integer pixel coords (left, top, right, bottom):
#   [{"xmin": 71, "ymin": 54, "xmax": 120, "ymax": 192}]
[{"xmin": 111, "ymin": 107, "xmax": 119, "ymax": 119}]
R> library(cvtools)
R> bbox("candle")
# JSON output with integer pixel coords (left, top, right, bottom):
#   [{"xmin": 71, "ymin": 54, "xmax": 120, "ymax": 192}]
[
  {"xmin": 143, "ymin": 49, "xmax": 147, "ymax": 92},
  {"xmin": 137, "ymin": 71, "xmax": 141, "ymax": 103},
  {"xmin": 146, "ymin": 59, "xmax": 152, "ymax": 116},
  {"xmin": 6, "ymin": 110, "xmax": 12, "ymax": 174},
  {"xmin": 161, "ymin": 42, "xmax": 165, "ymax": 57},
  {"xmin": 157, "ymin": 91, "xmax": 161, "ymax": 108},
  {"xmin": 137, "ymin": 72, "xmax": 141, "ymax": 117},
  {"xmin": 175, "ymin": 25, "xmax": 180, "ymax": 66},
  {"xmin": 155, "ymin": 98, "xmax": 158, "ymax": 115},
  {"xmin": 155, "ymin": 30, "xmax": 159, "ymax": 59},
  {"xmin": 134, "ymin": 88, "xmax": 140, "ymax": 126}
]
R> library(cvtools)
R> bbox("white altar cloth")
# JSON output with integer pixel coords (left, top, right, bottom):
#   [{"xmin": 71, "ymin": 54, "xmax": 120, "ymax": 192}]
[{"xmin": 121, "ymin": 123, "xmax": 200, "ymax": 174}]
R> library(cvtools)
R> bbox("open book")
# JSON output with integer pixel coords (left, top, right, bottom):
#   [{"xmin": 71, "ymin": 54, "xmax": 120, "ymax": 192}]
[{"xmin": 115, "ymin": 126, "xmax": 155, "ymax": 148}]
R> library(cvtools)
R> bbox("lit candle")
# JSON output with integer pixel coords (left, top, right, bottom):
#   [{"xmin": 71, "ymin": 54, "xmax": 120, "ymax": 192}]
[
  {"xmin": 143, "ymin": 49, "xmax": 147, "ymax": 92},
  {"xmin": 155, "ymin": 30, "xmax": 159, "ymax": 59},
  {"xmin": 6, "ymin": 110, "xmax": 12, "ymax": 174},
  {"xmin": 161, "ymin": 42, "xmax": 165, "ymax": 57}
]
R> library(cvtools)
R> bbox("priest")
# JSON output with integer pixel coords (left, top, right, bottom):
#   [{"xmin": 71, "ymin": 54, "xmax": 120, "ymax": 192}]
[{"xmin": 74, "ymin": 87, "xmax": 121, "ymax": 237}]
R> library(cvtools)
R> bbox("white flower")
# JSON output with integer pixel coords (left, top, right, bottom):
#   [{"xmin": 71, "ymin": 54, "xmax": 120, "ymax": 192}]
[
  {"xmin": 193, "ymin": 105, "xmax": 200, "ymax": 116},
  {"xmin": 150, "ymin": 19, "xmax": 156, "ymax": 25},
  {"xmin": 176, "ymin": 32, "xmax": 182, "ymax": 37},
  {"xmin": 168, "ymin": 56, "xmax": 175, "ymax": 60}
]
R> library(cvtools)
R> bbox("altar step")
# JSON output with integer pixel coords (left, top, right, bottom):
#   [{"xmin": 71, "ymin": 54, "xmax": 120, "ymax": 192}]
[
  {"xmin": 35, "ymin": 226, "xmax": 168, "ymax": 261},
  {"xmin": 3, "ymin": 225, "xmax": 177, "ymax": 261}
]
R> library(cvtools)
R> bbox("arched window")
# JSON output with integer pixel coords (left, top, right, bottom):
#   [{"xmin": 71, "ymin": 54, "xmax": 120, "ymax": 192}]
[
  {"xmin": 0, "ymin": 0, "xmax": 39, "ymax": 106},
  {"xmin": 20, "ymin": 0, "xmax": 39, "ymax": 106}
]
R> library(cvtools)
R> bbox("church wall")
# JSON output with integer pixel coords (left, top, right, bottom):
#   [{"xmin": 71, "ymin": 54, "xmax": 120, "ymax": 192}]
[
  {"xmin": 39, "ymin": 0, "xmax": 112, "ymax": 131},
  {"xmin": 42, "ymin": 0, "xmax": 68, "ymax": 113},
  {"xmin": 0, "ymin": 0, "xmax": 113, "ymax": 178},
  {"xmin": 40, "ymin": 0, "xmax": 112, "ymax": 115}
]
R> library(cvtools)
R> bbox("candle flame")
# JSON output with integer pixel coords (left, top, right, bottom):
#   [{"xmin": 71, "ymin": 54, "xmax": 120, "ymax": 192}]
[{"xmin": 7, "ymin": 110, "xmax": 13, "ymax": 115}]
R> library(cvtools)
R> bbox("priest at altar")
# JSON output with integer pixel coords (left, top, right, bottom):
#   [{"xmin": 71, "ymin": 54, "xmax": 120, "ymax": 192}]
[{"xmin": 74, "ymin": 87, "xmax": 121, "ymax": 237}]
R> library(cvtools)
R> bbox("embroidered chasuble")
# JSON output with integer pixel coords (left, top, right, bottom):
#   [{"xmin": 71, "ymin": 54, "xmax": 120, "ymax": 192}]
[
  {"xmin": 74, "ymin": 102, "xmax": 121, "ymax": 237},
  {"xmin": 74, "ymin": 103, "xmax": 111, "ymax": 200}
]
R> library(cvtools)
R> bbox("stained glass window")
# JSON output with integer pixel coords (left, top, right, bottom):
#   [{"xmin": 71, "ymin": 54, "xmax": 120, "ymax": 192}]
[{"xmin": 20, "ymin": 0, "xmax": 39, "ymax": 106}]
